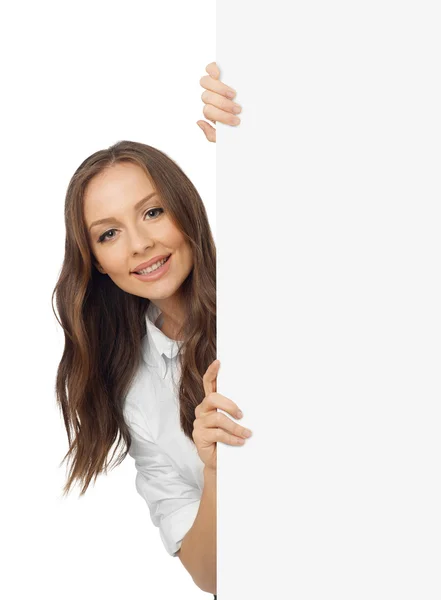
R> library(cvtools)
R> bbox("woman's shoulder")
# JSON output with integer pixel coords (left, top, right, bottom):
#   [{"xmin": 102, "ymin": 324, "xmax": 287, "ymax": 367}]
[
  {"xmin": 123, "ymin": 360, "xmax": 153, "ymax": 415},
  {"xmin": 123, "ymin": 356, "xmax": 172, "ymax": 442}
]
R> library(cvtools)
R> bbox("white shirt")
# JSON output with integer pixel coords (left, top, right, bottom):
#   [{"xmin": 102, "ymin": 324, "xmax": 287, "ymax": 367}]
[{"xmin": 123, "ymin": 301, "xmax": 205, "ymax": 557}]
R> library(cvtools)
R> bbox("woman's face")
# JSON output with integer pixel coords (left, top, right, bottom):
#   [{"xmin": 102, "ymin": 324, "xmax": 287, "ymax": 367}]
[{"xmin": 83, "ymin": 161, "xmax": 194, "ymax": 307}]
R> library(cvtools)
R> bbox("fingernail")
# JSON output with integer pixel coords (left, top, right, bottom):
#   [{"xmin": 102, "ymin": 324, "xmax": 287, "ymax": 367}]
[
  {"xmin": 237, "ymin": 410, "xmax": 243, "ymax": 419},
  {"xmin": 197, "ymin": 122, "xmax": 204, "ymax": 130},
  {"xmin": 226, "ymin": 90, "xmax": 236, "ymax": 98}
]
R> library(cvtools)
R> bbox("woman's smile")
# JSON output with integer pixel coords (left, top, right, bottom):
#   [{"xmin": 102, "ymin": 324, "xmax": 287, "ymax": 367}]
[{"xmin": 131, "ymin": 254, "xmax": 172, "ymax": 281}]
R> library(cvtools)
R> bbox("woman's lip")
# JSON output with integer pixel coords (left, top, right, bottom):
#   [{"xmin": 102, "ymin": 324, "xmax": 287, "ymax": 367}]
[
  {"xmin": 131, "ymin": 255, "xmax": 172, "ymax": 281},
  {"xmin": 131, "ymin": 254, "xmax": 171, "ymax": 272}
]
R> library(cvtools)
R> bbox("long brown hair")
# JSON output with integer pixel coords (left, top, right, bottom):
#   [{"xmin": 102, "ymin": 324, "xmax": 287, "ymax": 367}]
[{"xmin": 52, "ymin": 140, "xmax": 216, "ymax": 496}]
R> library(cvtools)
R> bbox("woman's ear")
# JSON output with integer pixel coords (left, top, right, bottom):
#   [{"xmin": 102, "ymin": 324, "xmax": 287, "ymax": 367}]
[{"xmin": 93, "ymin": 260, "xmax": 106, "ymax": 274}]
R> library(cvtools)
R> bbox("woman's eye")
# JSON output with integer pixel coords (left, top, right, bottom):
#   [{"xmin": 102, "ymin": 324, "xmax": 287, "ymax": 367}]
[
  {"xmin": 98, "ymin": 229, "xmax": 117, "ymax": 243},
  {"xmin": 97, "ymin": 209, "xmax": 164, "ymax": 243},
  {"xmin": 145, "ymin": 208, "xmax": 164, "ymax": 219}
]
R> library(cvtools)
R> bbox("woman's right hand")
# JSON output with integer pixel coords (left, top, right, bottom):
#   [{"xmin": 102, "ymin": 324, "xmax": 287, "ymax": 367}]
[
  {"xmin": 197, "ymin": 62, "xmax": 242, "ymax": 143},
  {"xmin": 192, "ymin": 359, "xmax": 252, "ymax": 471}
]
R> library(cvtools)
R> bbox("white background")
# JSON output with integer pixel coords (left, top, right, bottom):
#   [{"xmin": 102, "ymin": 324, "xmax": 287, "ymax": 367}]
[
  {"xmin": 217, "ymin": 1, "xmax": 441, "ymax": 598},
  {"xmin": 2, "ymin": 1, "xmax": 441, "ymax": 599},
  {"xmin": 0, "ymin": 1, "xmax": 215, "ymax": 599}
]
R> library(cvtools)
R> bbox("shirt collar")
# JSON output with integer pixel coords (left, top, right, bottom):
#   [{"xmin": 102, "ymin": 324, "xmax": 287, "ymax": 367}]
[{"xmin": 141, "ymin": 302, "xmax": 183, "ymax": 366}]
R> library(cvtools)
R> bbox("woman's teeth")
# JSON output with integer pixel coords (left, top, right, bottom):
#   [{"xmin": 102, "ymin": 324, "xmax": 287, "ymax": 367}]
[{"xmin": 137, "ymin": 257, "xmax": 168, "ymax": 274}]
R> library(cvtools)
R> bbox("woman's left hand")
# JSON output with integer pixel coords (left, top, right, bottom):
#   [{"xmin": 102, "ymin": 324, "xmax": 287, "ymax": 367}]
[
  {"xmin": 197, "ymin": 62, "xmax": 242, "ymax": 143},
  {"xmin": 192, "ymin": 360, "xmax": 252, "ymax": 472}
]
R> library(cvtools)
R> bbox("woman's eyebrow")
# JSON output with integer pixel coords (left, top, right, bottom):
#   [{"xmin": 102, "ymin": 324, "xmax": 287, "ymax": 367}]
[{"xmin": 89, "ymin": 192, "xmax": 158, "ymax": 231}]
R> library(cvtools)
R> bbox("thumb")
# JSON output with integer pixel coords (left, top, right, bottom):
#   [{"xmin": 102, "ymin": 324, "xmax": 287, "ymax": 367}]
[
  {"xmin": 203, "ymin": 359, "xmax": 221, "ymax": 396},
  {"xmin": 197, "ymin": 120, "xmax": 216, "ymax": 143}
]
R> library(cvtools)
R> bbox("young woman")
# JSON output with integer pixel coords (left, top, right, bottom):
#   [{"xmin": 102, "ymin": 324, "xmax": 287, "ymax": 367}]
[{"xmin": 52, "ymin": 62, "xmax": 252, "ymax": 598}]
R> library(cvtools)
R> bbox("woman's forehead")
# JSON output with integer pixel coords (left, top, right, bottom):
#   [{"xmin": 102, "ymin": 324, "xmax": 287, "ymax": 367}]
[{"xmin": 84, "ymin": 162, "xmax": 158, "ymax": 222}]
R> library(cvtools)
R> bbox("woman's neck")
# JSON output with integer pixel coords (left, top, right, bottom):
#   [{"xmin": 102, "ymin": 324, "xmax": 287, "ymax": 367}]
[
  {"xmin": 152, "ymin": 297, "xmax": 186, "ymax": 341},
  {"xmin": 158, "ymin": 318, "xmax": 182, "ymax": 341}
]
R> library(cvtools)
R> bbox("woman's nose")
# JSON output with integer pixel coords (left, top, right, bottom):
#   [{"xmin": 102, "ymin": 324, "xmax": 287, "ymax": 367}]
[{"xmin": 129, "ymin": 226, "xmax": 153, "ymax": 254}]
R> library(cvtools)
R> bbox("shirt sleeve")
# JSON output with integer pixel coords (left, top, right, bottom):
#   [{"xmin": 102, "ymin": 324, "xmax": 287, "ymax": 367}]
[{"xmin": 125, "ymin": 406, "xmax": 202, "ymax": 557}]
